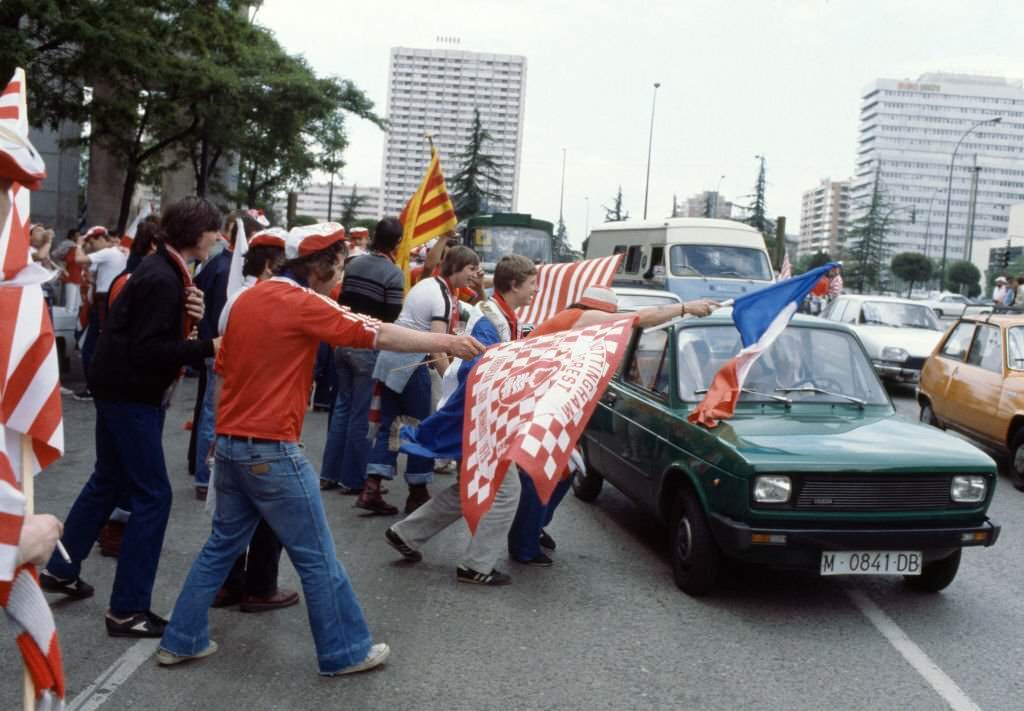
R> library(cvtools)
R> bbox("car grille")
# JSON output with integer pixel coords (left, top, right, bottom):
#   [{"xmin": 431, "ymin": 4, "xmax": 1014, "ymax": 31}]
[
  {"xmin": 904, "ymin": 357, "xmax": 925, "ymax": 371},
  {"xmin": 794, "ymin": 476, "xmax": 951, "ymax": 511}
]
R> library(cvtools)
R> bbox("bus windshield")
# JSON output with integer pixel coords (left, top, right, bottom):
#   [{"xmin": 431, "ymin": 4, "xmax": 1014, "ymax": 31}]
[
  {"xmin": 470, "ymin": 226, "xmax": 552, "ymax": 265},
  {"xmin": 670, "ymin": 244, "xmax": 773, "ymax": 281}
]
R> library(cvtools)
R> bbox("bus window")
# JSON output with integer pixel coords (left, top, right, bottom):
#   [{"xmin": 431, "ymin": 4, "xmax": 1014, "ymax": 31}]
[{"xmin": 625, "ymin": 246, "xmax": 643, "ymax": 273}]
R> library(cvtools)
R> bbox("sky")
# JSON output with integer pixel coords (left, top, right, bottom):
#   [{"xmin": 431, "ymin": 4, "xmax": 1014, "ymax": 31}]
[{"xmin": 256, "ymin": 0, "xmax": 1024, "ymax": 249}]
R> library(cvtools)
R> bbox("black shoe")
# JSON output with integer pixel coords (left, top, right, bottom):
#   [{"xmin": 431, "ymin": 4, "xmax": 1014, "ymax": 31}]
[
  {"xmin": 514, "ymin": 553, "xmax": 553, "ymax": 567},
  {"xmin": 456, "ymin": 566, "xmax": 511, "ymax": 586},
  {"xmin": 39, "ymin": 572, "xmax": 94, "ymax": 599},
  {"xmin": 106, "ymin": 610, "xmax": 168, "ymax": 638},
  {"xmin": 385, "ymin": 528, "xmax": 422, "ymax": 562},
  {"xmin": 538, "ymin": 529, "xmax": 556, "ymax": 551},
  {"xmin": 73, "ymin": 389, "xmax": 93, "ymax": 401}
]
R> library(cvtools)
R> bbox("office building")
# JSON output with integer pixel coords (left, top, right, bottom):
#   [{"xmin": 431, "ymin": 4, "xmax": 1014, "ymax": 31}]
[
  {"xmin": 797, "ymin": 178, "xmax": 851, "ymax": 257},
  {"xmin": 293, "ymin": 183, "xmax": 380, "ymax": 223},
  {"xmin": 679, "ymin": 191, "xmax": 733, "ymax": 219},
  {"xmin": 380, "ymin": 46, "xmax": 527, "ymax": 217}
]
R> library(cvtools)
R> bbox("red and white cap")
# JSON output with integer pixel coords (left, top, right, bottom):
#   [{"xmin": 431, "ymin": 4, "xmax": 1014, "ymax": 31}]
[
  {"xmin": 578, "ymin": 285, "xmax": 618, "ymax": 313},
  {"xmin": 349, "ymin": 226, "xmax": 369, "ymax": 241},
  {"xmin": 84, "ymin": 225, "xmax": 109, "ymax": 240},
  {"xmin": 249, "ymin": 227, "xmax": 288, "ymax": 250},
  {"xmin": 286, "ymin": 222, "xmax": 345, "ymax": 259}
]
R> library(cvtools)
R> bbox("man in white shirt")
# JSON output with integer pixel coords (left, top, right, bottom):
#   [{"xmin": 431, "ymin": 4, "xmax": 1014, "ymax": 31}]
[
  {"xmin": 74, "ymin": 226, "xmax": 128, "ymax": 399},
  {"xmin": 993, "ymin": 276, "xmax": 1008, "ymax": 305}
]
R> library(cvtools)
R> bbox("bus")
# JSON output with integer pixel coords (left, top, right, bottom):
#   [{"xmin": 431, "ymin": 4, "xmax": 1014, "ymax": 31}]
[{"xmin": 460, "ymin": 213, "xmax": 554, "ymax": 270}]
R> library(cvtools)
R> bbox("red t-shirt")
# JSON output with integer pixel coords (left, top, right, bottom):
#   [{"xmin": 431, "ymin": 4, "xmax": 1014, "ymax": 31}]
[
  {"xmin": 529, "ymin": 308, "xmax": 585, "ymax": 338},
  {"xmin": 64, "ymin": 251, "xmax": 83, "ymax": 285},
  {"xmin": 215, "ymin": 278, "xmax": 380, "ymax": 441}
]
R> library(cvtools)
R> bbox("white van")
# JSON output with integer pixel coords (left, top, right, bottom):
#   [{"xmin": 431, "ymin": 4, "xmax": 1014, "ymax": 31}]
[{"xmin": 584, "ymin": 217, "xmax": 775, "ymax": 302}]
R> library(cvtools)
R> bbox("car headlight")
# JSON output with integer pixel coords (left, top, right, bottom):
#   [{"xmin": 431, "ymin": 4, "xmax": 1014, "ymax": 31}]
[
  {"xmin": 881, "ymin": 346, "xmax": 909, "ymax": 362},
  {"xmin": 753, "ymin": 475, "xmax": 791, "ymax": 503},
  {"xmin": 951, "ymin": 475, "xmax": 987, "ymax": 503}
]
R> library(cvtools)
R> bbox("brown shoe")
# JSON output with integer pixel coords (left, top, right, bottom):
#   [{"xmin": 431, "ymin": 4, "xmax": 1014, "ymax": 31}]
[
  {"xmin": 355, "ymin": 477, "xmax": 398, "ymax": 516},
  {"xmin": 211, "ymin": 587, "xmax": 243, "ymax": 608},
  {"xmin": 195, "ymin": 486, "xmax": 208, "ymax": 501},
  {"xmin": 240, "ymin": 588, "xmax": 299, "ymax": 613},
  {"xmin": 98, "ymin": 520, "xmax": 125, "ymax": 558},
  {"xmin": 404, "ymin": 484, "xmax": 430, "ymax": 514},
  {"xmin": 320, "ymin": 479, "xmax": 340, "ymax": 491}
]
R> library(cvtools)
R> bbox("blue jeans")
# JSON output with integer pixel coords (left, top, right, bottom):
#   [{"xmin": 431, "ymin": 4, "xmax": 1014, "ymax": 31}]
[
  {"xmin": 507, "ymin": 473, "xmax": 573, "ymax": 561},
  {"xmin": 366, "ymin": 364, "xmax": 434, "ymax": 485},
  {"xmin": 320, "ymin": 348, "xmax": 378, "ymax": 488},
  {"xmin": 160, "ymin": 437, "xmax": 372, "ymax": 674},
  {"xmin": 80, "ymin": 302, "xmax": 100, "ymax": 385},
  {"xmin": 47, "ymin": 399, "xmax": 170, "ymax": 616},
  {"xmin": 193, "ymin": 358, "xmax": 217, "ymax": 485}
]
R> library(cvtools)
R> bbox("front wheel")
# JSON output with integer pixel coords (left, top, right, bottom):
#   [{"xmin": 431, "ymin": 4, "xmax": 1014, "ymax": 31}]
[
  {"xmin": 670, "ymin": 488, "xmax": 721, "ymax": 596},
  {"xmin": 572, "ymin": 444, "xmax": 604, "ymax": 502},
  {"xmin": 904, "ymin": 549, "xmax": 961, "ymax": 592},
  {"xmin": 1008, "ymin": 430, "xmax": 1024, "ymax": 491},
  {"xmin": 919, "ymin": 401, "xmax": 939, "ymax": 428}
]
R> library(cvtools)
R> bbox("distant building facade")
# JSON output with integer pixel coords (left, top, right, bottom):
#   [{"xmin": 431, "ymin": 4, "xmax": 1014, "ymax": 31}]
[{"xmin": 798, "ymin": 178, "xmax": 851, "ymax": 257}]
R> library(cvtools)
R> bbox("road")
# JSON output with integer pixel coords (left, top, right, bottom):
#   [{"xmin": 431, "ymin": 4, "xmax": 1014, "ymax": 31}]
[{"xmin": 3, "ymin": 377, "xmax": 1022, "ymax": 711}]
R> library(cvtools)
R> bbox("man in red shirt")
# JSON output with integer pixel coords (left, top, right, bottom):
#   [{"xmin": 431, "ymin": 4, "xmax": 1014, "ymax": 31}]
[{"xmin": 157, "ymin": 224, "xmax": 484, "ymax": 676}]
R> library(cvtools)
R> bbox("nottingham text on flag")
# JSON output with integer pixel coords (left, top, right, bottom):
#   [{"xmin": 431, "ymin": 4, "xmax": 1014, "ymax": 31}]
[
  {"xmin": 396, "ymin": 146, "xmax": 458, "ymax": 289},
  {"xmin": 688, "ymin": 262, "xmax": 839, "ymax": 429},
  {"xmin": 515, "ymin": 254, "xmax": 623, "ymax": 326},
  {"xmin": 461, "ymin": 316, "xmax": 636, "ymax": 533}
]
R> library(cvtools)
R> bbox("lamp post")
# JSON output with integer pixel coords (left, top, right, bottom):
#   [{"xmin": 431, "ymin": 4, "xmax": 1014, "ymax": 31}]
[
  {"xmin": 714, "ymin": 174, "xmax": 726, "ymax": 218},
  {"xmin": 584, "ymin": 195, "xmax": 590, "ymax": 239},
  {"xmin": 643, "ymin": 82, "xmax": 661, "ymax": 220},
  {"xmin": 939, "ymin": 116, "xmax": 1002, "ymax": 288}
]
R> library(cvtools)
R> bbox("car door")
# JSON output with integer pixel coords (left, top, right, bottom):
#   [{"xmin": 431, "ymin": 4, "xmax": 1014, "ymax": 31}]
[
  {"xmin": 599, "ymin": 329, "xmax": 672, "ymax": 502},
  {"xmin": 927, "ymin": 321, "xmax": 975, "ymax": 421},
  {"xmin": 948, "ymin": 323, "xmax": 1005, "ymax": 442}
]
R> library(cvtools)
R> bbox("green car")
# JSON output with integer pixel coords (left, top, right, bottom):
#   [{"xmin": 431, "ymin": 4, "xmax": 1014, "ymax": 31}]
[{"xmin": 577, "ymin": 311, "xmax": 1000, "ymax": 596}]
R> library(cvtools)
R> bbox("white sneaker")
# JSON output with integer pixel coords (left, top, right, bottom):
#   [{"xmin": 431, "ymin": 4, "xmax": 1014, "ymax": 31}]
[
  {"xmin": 156, "ymin": 640, "xmax": 219, "ymax": 666},
  {"xmin": 327, "ymin": 643, "xmax": 390, "ymax": 676}
]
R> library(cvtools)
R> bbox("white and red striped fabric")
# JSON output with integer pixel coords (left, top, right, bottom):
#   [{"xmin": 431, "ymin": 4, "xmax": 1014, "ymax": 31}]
[
  {"xmin": 515, "ymin": 254, "xmax": 623, "ymax": 326},
  {"xmin": 778, "ymin": 253, "xmax": 791, "ymax": 280},
  {"xmin": 0, "ymin": 67, "xmax": 66, "ymax": 711},
  {"xmin": 460, "ymin": 316, "xmax": 636, "ymax": 533}
]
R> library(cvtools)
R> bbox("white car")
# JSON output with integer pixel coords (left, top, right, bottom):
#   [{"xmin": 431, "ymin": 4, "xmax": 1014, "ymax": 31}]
[
  {"xmin": 611, "ymin": 286, "xmax": 681, "ymax": 312},
  {"xmin": 819, "ymin": 294, "xmax": 945, "ymax": 382},
  {"xmin": 918, "ymin": 292, "xmax": 991, "ymax": 319}
]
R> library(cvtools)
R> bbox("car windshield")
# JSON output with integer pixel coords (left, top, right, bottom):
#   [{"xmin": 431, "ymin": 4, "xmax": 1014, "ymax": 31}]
[
  {"xmin": 469, "ymin": 226, "xmax": 551, "ymax": 264},
  {"xmin": 677, "ymin": 324, "xmax": 890, "ymax": 405},
  {"xmin": 669, "ymin": 244, "xmax": 773, "ymax": 281},
  {"xmin": 860, "ymin": 301, "xmax": 941, "ymax": 330},
  {"xmin": 616, "ymin": 293, "xmax": 679, "ymax": 311}
]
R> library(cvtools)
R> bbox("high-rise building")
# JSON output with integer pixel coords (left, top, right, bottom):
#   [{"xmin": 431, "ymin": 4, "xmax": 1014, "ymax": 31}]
[
  {"xmin": 679, "ymin": 191, "xmax": 733, "ymax": 219},
  {"xmin": 292, "ymin": 183, "xmax": 380, "ymax": 223},
  {"xmin": 380, "ymin": 46, "xmax": 527, "ymax": 218},
  {"xmin": 851, "ymin": 73, "xmax": 1024, "ymax": 264},
  {"xmin": 797, "ymin": 178, "xmax": 851, "ymax": 257}
]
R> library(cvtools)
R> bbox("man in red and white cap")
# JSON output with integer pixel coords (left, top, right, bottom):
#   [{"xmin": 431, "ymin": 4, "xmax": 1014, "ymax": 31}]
[
  {"xmin": 348, "ymin": 226, "xmax": 369, "ymax": 251},
  {"xmin": 158, "ymin": 223, "xmax": 485, "ymax": 676}
]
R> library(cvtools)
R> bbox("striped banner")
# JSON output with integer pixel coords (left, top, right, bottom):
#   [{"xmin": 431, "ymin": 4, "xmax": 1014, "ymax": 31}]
[
  {"xmin": 516, "ymin": 254, "xmax": 624, "ymax": 326},
  {"xmin": 397, "ymin": 146, "xmax": 458, "ymax": 290}
]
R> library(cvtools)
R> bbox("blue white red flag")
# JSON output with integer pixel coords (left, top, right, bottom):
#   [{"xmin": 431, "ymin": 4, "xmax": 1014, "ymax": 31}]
[{"xmin": 688, "ymin": 262, "xmax": 839, "ymax": 428}]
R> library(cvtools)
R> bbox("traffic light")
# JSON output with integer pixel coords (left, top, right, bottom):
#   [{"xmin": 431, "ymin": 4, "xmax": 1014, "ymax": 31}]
[{"xmin": 995, "ymin": 247, "xmax": 1010, "ymax": 269}]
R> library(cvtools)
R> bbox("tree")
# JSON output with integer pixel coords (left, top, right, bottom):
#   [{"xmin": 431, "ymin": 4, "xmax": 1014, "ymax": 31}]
[
  {"xmin": 744, "ymin": 155, "xmax": 773, "ymax": 237},
  {"xmin": 338, "ymin": 185, "xmax": 368, "ymax": 231},
  {"xmin": 845, "ymin": 164, "xmax": 892, "ymax": 293},
  {"xmin": 795, "ymin": 251, "xmax": 832, "ymax": 274},
  {"xmin": 552, "ymin": 218, "xmax": 580, "ymax": 263},
  {"xmin": 449, "ymin": 108, "xmax": 503, "ymax": 220},
  {"xmin": 947, "ymin": 260, "xmax": 981, "ymax": 296},
  {"xmin": 890, "ymin": 252, "xmax": 932, "ymax": 297},
  {"xmin": 604, "ymin": 186, "xmax": 629, "ymax": 222}
]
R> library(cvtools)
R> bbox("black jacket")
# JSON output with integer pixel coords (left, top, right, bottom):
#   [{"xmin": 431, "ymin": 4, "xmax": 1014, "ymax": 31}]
[{"xmin": 89, "ymin": 245, "xmax": 214, "ymax": 405}]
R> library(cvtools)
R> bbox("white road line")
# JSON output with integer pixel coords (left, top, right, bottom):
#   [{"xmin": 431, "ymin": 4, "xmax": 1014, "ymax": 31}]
[
  {"xmin": 67, "ymin": 638, "xmax": 159, "ymax": 711},
  {"xmin": 847, "ymin": 589, "xmax": 982, "ymax": 711}
]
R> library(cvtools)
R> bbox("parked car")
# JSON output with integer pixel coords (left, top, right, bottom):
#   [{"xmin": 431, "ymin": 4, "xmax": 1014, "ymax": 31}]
[
  {"xmin": 918, "ymin": 292, "xmax": 992, "ymax": 319},
  {"xmin": 577, "ymin": 310, "xmax": 1000, "ymax": 596},
  {"xmin": 819, "ymin": 295, "xmax": 945, "ymax": 382},
  {"xmin": 918, "ymin": 312, "xmax": 1024, "ymax": 489}
]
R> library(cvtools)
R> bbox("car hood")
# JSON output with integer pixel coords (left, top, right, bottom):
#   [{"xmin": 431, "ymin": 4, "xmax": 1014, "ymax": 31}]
[
  {"xmin": 705, "ymin": 410, "xmax": 994, "ymax": 473},
  {"xmin": 851, "ymin": 325, "xmax": 943, "ymax": 358}
]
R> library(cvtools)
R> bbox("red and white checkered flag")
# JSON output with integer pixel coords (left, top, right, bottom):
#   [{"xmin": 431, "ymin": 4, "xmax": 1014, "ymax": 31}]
[
  {"xmin": 515, "ymin": 254, "xmax": 623, "ymax": 326},
  {"xmin": 460, "ymin": 316, "xmax": 636, "ymax": 532}
]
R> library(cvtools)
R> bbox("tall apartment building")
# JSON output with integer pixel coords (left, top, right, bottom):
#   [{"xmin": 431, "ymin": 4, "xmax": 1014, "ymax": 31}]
[
  {"xmin": 797, "ymin": 178, "xmax": 851, "ymax": 257},
  {"xmin": 293, "ymin": 183, "xmax": 380, "ymax": 223},
  {"xmin": 679, "ymin": 191, "xmax": 733, "ymax": 219},
  {"xmin": 850, "ymin": 73, "xmax": 1024, "ymax": 263},
  {"xmin": 380, "ymin": 47, "xmax": 527, "ymax": 217}
]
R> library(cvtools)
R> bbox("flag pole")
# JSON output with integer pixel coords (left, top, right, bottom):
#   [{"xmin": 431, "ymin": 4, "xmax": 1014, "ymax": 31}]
[{"xmin": 21, "ymin": 434, "xmax": 36, "ymax": 711}]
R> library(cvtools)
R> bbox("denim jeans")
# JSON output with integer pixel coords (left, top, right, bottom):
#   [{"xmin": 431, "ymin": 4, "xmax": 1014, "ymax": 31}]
[
  {"xmin": 193, "ymin": 358, "xmax": 217, "ymax": 485},
  {"xmin": 46, "ymin": 399, "xmax": 170, "ymax": 616},
  {"xmin": 160, "ymin": 437, "xmax": 373, "ymax": 674},
  {"xmin": 320, "ymin": 348, "xmax": 378, "ymax": 488},
  {"xmin": 80, "ymin": 302, "xmax": 100, "ymax": 385},
  {"xmin": 366, "ymin": 364, "xmax": 434, "ymax": 485},
  {"xmin": 507, "ymin": 473, "xmax": 573, "ymax": 561}
]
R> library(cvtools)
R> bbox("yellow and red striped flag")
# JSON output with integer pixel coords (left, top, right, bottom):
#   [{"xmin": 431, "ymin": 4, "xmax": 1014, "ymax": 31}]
[{"xmin": 397, "ymin": 145, "xmax": 458, "ymax": 289}]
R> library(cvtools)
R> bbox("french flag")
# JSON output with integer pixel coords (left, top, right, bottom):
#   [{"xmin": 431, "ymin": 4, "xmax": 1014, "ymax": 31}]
[{"xmin": 688, "ymin": 262, "xmax": 839, "ymax": 428}]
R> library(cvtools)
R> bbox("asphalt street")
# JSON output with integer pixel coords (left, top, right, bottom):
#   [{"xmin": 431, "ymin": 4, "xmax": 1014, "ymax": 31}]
[{"xmin": 3, "ymin": 374, "xmax": 1023, "ymax": 711}]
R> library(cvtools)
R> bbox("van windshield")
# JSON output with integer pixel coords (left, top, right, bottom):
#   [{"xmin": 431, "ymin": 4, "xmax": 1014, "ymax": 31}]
[{"xmin": 670, "ymin": 245, "xmax": 773, "ymax": 281}]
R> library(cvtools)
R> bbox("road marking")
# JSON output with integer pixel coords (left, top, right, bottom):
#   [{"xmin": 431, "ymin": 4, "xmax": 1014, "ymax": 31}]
[
  {"xmin": 847, "ymin": 589, "xmax": 982, "ymax": 711},
  {"xmin": 68, "ymin": 638, "xmax": 159, "ymax": 711}
]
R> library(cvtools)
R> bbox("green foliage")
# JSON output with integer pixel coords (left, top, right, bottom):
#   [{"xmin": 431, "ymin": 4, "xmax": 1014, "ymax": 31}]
[
  {"xmin": 890, "ymin": 252, "xmax": 932, "ymax": 297},
  {"xmin": 552, "ymin": 218, "xmax": 580, "ymax": 263},
  {"xmin": 795, "ymin": 251, "xmax": 832, "ymax": 274},
  {"xmin": 450, "ymin": 108, "xmax": 503, "ymax": 221},
  {"xmin": 744, "ymin": 156, "xmax": 773, "ymax": 237},
  {"xmin": 338, "ymin": 185, "xmax": 368, "ymax": 232},
  {"xmin": 946, "ymin": 260, "xmax": 981, "ymax": 296},
  {"xmin": 291, "ymin": 214, "xmax": 318, "ymax": 227},
  {"xmin": 845, "ymin": 165, "xmax": 892, "ymax": 293},
  {"xmin": 603, "ymin": 186, "xmax": 629, "ymax": 222}
]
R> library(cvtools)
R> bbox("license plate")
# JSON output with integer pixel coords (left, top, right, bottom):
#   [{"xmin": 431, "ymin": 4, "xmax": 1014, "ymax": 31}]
[{"xmin": 820, "ymin": 551, "xmax": 921, "ymax": 576}]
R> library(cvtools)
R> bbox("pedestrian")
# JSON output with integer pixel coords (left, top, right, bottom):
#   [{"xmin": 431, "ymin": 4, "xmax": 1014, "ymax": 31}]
[
  {"xmin": 51, "ymin": 228, "xmax": 82, "ymax": 313},
  {"xmin": 320, "ymin": 217, "xmax": 405, "ymax": 494},
  {"xmin": 360, "ymin": 245, "xmax": 482, "ymax": 515},
  {"xmin": 1015, "ymin": 274, "xmax": 1024, "ymax": 307},
  {"xmin": 40, "ymin": 197, "xmax": 221, "ymax": 638},
  {"xmin": 156, "ymin": 224, "xmax": 484, "ymax": 674},
  {"xmin": 72, "ymin": 226, "xmax": 128, "ymax": 400},
  {"xmin": 992, "ymin": 276, "xmax": 1008, "ymax": 305},
  {"xmin": 385, "ymin": 254, "xmax": 538, "ymax": 585}
]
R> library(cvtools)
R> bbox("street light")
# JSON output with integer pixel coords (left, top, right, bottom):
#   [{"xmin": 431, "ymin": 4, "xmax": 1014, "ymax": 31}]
[
  {"xmin": 643, "ymin": 82, "xmax": 661, "ymax": 220},
  {"xmin": 939, "ymin": 116, "xmax": 1002, "ymax": 288},
  {"xmin": 584, "ymin": 195, "xmax": 590, "ymax": 240},
  {"xmin": 714, "ymin": 174, "xmax": 726, "ymax": 218}
]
